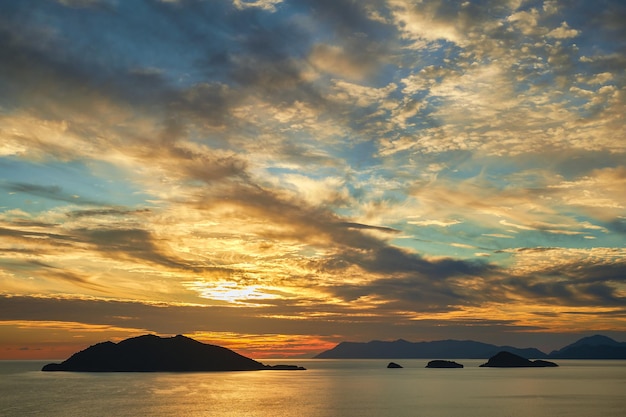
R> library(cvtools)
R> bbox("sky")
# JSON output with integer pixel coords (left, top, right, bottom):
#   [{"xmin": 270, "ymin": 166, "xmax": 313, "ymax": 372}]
[{"xmin": 1, "ymin": 0, "xmax": 625, "ymax": 360}]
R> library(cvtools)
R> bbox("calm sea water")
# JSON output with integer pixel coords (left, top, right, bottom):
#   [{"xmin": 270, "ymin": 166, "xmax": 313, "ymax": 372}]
[{"xmin": 1, "ymin": 359, "xmax": 625, "ymax": 417}]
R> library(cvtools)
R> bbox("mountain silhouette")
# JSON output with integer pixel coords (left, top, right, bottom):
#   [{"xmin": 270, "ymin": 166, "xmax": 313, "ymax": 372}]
[
  {"xmin": 41, "ymin": 334, "xmax": 305, "ymax": 372},
  {"xmin": 314, "ymin": 339, "xmax": 546, "ymax": 359},
  {"xmin": 548, "ymin": 335, "xmax": 626, "ymax": 359}
]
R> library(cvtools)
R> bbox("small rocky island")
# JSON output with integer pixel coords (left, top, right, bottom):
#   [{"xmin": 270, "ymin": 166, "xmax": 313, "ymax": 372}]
[
  {"xmin": 42, "ymin": 334, "xmax": 305, "ymax": 372},
  {"xmin": 426, "ymin": 360, "xmax": 463, "ymax": 368},
  {"xmin": 387, "ymin": 362, "xmax": 403, "ymax": 368},
  {"xmin": 480, "ymin": 351, "xmax": 558, "ymax": 368}
]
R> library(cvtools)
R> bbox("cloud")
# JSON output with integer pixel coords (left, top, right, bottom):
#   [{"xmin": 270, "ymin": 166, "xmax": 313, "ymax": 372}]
[
  {"xmin": 309, "ymin": 44, "xmax": 377, "ymax": 81},
  {"xmin": 389, "ymin": 0, "xmax": 464, "ymax": 44},
  {"xmin": 409, "ymin": 219, "xmax": 461, "ymax": 227},
  {"xmin": 499, "ymin": 246, "xmax": 626, "ymax": 306},
  {"xmin": 232, "ymin": 0, "xmax": 283, "ymax": 12},
  {"xmin": 66, "ymin": 208, "xmax": 151, "ymax": 219},
  {"xmin": 1, "ymin": 182, "xmax": 103, "ymax": 206},
  {"xmin": 547, "ymin": 22, "xmax": 580, "ymax": 39},
  {"xmin": 338, "ymin": 222, "xmax": 401, "ymax": 234},
  {"xmin": 1, "ymin": 0, "xmax": 625, "ymax": 356},
  {"xmin": 55, "ymin": 0, "xmax": 115, "ymax": 9}
]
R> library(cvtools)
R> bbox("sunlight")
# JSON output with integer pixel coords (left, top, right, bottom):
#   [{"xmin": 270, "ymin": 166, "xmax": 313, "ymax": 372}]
[{"xmin": 184, "ymin": 281, "xmax": 281, "ymax": 305}]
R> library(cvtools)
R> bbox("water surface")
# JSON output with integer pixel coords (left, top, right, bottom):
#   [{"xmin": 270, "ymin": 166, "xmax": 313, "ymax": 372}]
[{"xmin": 1, "ymin": 359, "xmax": 624, "ymax": 416}]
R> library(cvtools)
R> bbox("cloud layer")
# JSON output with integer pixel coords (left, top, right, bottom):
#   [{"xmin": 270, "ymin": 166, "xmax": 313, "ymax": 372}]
[{"xmin": 1, "ymin": 0, "xmax": 625, "ymax": 357}]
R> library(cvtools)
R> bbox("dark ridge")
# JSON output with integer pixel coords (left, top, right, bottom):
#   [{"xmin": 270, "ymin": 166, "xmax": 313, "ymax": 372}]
[
  {"xmin": 42, "ymin": 334, "xmax": 305, "ymax": 372},
  {"xmin": 314, "ymin": 339, "xmax": 546, "ymax": 359},
  {"xmin": 548, "ymin": 335, "xmax": 626, "ymax": 359}
]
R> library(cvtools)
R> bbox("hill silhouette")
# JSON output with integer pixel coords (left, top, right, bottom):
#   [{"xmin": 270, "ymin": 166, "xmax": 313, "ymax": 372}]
[
  {"xmin": 42, "ymin": 334, "xmax": 305, "ymax": 372},
  {"xmin": 548, "ymin": 335, "xmax": 626, "ymax": 359},
  {"xmin": 314, "ymin": 339, "xmax": 546, "ymax": 359},
  {"xmin": 480, "ymin": 351, "xmax": 558, "ymax": 367}
]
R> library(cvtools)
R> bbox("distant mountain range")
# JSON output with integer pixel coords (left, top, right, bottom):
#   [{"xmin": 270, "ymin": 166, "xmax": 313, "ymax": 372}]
[
  {"xmin": 314, "ymin": 335, "xmax": 626, "ymax": 359},
  {"xmin": 315, "ymin": 339, "xmax": 546, "ymax": 359}
]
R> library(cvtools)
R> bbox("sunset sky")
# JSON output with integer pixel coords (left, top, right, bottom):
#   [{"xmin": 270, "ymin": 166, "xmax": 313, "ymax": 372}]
[{"xmin": 1, "ymin": 0, "xmax": 625, "ymax": 360}]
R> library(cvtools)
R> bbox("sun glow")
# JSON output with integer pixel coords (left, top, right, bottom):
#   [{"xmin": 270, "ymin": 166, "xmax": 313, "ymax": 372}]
[
  {"xmin": 186, "ymin": 331, "xmax": 338, "ymax": 358},
  {"xmin": 183, "ymin": 281, "xmax": 283, "ymax": 305}
]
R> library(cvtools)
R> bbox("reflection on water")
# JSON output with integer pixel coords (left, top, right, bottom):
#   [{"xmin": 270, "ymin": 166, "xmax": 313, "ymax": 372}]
[{"xmin": 1, "ymin": 359, "xmax": 625, "ymax": 417}]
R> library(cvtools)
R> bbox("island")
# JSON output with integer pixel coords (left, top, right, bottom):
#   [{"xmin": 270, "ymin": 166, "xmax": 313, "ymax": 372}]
[
  {"xmin": 426, "ymin": 360, "xmax": 463, "ymax": 368},
  {"xmin": 479, "ymin": 351, "xmax": 558, "ymax": 368},
  {"xmin": 387, "ymin": 362, "xmax": 403, "ymax": 368},
  {"xmin": 41, "ymin": 334, "xmax": 306, "ymax": 372}
]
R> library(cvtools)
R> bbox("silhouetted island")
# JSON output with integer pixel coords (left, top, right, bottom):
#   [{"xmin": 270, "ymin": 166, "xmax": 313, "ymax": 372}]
[
  {"xmin": 41, "ymin": 334, "xmax": 306, "ymax": 372},
  {"xmin": 387, "ymin": 362, "xmax": 403, "ymax": 368},
  {"xmin": 480, "ymin": 351, "xmax": 558, "ymax": 368},
  {"xmin": 426, "ymin": 360, "xmax": 463, "ymax": 368}
]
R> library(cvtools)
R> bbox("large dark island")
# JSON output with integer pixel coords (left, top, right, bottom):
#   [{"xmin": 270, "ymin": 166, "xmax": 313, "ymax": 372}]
[
  {"xmin": 480, "ymin": 351, "xmax": 558, "ymax": 368},
  {"xmin": 42, "ymin": 334, "xmax": 305, "ymax": 372}
]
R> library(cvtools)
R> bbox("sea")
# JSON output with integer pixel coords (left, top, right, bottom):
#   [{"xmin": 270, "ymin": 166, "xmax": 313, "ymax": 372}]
[{"xmin": 1, "ymin": 359, "xmax": 625, "ymax": 417}]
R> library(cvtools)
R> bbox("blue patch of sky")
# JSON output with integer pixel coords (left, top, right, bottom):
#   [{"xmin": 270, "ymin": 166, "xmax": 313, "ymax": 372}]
[
  {"xmin": 0, "ymin": 157, "xmax": 152, "ymax": 214},
  {"xmin": 264, "ymin": 166, "xmax": 299, "ymax": 178},
  {"xmin": 339, "ymin": 139, "xmax": 380, "ymax": 171},
  {"xmin": 389, "ymin": 226, "xmax": 514, "ymax": 263},
  {"xmin": 38, "ymin": 0, "xmax": 224, "ymax": 88}
]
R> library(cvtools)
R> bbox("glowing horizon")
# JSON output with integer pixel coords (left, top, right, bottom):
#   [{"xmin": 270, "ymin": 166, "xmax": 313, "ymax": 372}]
[{"xmin": 1, "ymin": 0, "xmax": 625, "ymax": 359}]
